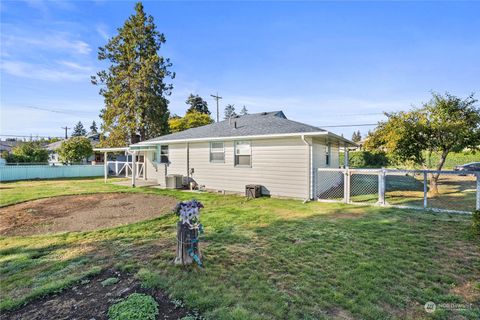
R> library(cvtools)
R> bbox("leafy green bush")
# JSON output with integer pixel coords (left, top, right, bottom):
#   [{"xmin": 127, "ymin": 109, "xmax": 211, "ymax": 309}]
[
  {"xmin": 101, "ymin": 277, "xmax": 119, "ymax": 287},
  {"xmin": 472, "ymin": 210, "xmax": 480, "ymax": 236},
  {"xmin": 343, "ymin": 151, "xmax": 390, "ymax": 168},
  {"xmin": 5, "ymin": 141, "xmax": 49, "ymax": 163},
  {"xmin": 108, "ymin": 293, "xmax": 158, "ymax": 320}
]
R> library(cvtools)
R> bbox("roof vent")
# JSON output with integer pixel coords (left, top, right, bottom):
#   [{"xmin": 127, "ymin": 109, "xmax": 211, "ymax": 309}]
[{"xmin": 261, "ymin": 112, "xmax": 268, "ymax": 115}]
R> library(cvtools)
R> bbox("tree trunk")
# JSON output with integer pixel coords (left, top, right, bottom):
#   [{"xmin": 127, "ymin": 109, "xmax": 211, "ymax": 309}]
[
  {"xmin": 429, "ymin": 150, "xmax": 449, "ymax": 196},
  {"xmin": 174, "ymin": 221, "xmax": 201, "ymax": 266}
]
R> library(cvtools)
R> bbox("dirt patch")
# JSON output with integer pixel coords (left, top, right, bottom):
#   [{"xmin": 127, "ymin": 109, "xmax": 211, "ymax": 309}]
[
  {"xmin": 0, "ymin": 193, "xmax": 177, "ymax": 236},
  {"xmin": 0, "ymin": 269, "xmax": 192, "ymax": 320}
]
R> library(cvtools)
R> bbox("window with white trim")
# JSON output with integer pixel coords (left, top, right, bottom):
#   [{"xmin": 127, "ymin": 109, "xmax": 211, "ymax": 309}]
[
  {"xmin": 160, "ymin": 145, "xmax": 169, "ymax": 163},
  {"xmin": 325, "ymin": 143, "xmax": 331, "ymax": 166},
  {"xmin": 234, "ymin": 141, "xmax": 251, "ymax": 167},
  {"xmin": 210, "ymin": 142, "xmax": 225, "ymax": 163}
]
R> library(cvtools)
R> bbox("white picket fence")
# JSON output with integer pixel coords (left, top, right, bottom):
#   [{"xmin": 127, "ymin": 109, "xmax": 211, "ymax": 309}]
[{"xmin": 0, "ymin": 164, "xmax": 104, "ymax": 182}]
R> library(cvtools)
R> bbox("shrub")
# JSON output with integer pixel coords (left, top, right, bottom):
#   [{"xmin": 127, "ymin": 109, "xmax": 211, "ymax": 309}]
[
  {"xmin": 58, "ymin": 136, "xmax": 93, "ymax": 163},
  {"xmin": 6, "ymin": 141, "xmax": 49, "ymax": 163},
  {"xmin": 472, "ymin": 210, "xmax": 480, "ymax": 236},
  {"xmin": 346, "ymin": 151, "xmax": 389, "ymax": 168},
  {"xmin": 108, "ymin": 293, "xmax": 158, "ymax": 320}
]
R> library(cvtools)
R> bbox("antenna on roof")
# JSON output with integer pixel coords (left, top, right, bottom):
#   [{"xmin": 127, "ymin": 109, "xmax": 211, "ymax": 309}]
[{"xmin": 210, "ymin": 92, "xmax": 223, "ymax": 123}]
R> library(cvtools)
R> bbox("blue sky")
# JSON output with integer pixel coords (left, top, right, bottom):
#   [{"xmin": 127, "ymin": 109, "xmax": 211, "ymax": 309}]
[{"xmin": 1, "ymin": 1, "xmax": 479, "ymax": 140}]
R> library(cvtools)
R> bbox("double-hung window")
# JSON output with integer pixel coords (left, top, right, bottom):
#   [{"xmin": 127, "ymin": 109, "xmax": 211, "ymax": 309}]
[
  {"xmin": 160, "ymin": 145, "xmax": 169, "ymax": 163},
  {"xmin": 210, "ymin": 142, "xmax": 225, "ymax": 163},
  {"xmin": 234, "ymin": 141, "xmax": 251, "ymax": 167}
]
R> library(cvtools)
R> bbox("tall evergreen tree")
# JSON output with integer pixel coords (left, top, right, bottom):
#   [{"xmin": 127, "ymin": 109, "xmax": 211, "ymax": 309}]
[
  {"xmin": 240, "ymin": 105, "xmax": 248, "ymax": 115},
  {"xmin": 186, "ymin": 94, "xmax": 210, "ymax": 115},
  {"xmin": 90, "ymin": 121, "xmax": 98, "ymax": 134},
  {"xmin": 92, "ymin": 2, "xmax": 174, "ymax": 146},
  {"xmin": 224, "ymin": 104, "xmax": 237, "ymax": 119},
  {"xmin": 351, "ymin": 130, "xmax": 362, "ymax": 142},
  {"xmin": 72, "ymin": 121, "xmax": 87, "ymax": 137}
]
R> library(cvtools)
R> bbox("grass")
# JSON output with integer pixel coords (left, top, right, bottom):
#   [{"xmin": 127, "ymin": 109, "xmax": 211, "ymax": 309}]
[{"xmin": 1, "ymin": 178, "xmax": 479, "ymax": 319}]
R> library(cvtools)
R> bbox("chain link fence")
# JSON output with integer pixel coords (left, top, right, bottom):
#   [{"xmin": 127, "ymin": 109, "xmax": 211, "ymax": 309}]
[{"xmin": 315, "ymin": 168, "xmax": 479, "ymax": 214}]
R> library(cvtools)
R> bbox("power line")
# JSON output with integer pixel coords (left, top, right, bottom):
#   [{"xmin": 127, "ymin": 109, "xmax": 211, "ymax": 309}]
[{"xmin": 19, "ymin": 105, "xmax": 95, "ymax": 116}]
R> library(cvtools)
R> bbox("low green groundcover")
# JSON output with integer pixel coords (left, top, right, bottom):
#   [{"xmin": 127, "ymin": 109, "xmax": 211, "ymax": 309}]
[{"xmin": 108, "ymin": 293, "xmax": 159, "ymax": 320}]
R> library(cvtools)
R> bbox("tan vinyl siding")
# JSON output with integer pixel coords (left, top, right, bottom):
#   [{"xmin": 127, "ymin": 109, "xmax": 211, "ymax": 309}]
[{"xmin": 167, "ymin": 137, "xmax": 309, "ymax": 199}]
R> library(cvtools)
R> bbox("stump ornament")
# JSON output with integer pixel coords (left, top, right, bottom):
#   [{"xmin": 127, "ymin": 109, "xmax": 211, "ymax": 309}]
[{"xmin": 173, "ymin": 200, "xmax": 204, "ymax": 267}]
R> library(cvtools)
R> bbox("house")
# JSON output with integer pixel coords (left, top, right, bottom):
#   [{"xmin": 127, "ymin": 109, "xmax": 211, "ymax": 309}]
[
  {"xmin": 97, "ymin": 111, "xmax": 356, "ymax": 200},
  {"xmin": 46, "ymin": 132, "xmax": 105, "ymax": 164}
]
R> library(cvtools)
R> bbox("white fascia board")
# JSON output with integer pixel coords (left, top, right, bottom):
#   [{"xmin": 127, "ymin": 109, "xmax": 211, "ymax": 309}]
[
  {"xmin": 93, "ymin": 147, "xmax": 128, "ymax": 152},
  {"xmin": 134, "ymin": 131, "xmax": 357, "ymax": 147}
]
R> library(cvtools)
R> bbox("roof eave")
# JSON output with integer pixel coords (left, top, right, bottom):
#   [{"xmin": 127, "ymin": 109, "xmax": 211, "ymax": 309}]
[{"xmin": 133, "ymin": 131, "xmax": 356, "ymax": 147}]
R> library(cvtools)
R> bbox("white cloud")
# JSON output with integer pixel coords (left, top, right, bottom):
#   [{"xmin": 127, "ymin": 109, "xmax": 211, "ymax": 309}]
[
  {"xmin": 96, "ymin": 23, "xmax": 110, "ymax": 41},
  {"xmin": 1, "ymin": 60, "xmax": 92, "ymax": 81},
  {"xmin": 2, "ymin": 33, "xmax": 91, "ymax": 55}
]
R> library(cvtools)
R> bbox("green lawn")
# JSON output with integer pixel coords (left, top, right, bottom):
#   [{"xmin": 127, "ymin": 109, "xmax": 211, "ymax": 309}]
[{"xmin": 1, "ymin": 178, "xmax": 479, "ymax": 319}]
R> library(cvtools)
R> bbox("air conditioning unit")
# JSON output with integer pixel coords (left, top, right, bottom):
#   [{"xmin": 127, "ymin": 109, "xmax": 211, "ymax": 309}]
[{"xmin": 166, "ymin": 174, "xmax": 183, "ymax": 189}]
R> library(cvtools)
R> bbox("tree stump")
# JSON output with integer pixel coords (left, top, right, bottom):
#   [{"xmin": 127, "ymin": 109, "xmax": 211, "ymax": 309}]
[{"xmin": 174, "ymin": 221, "xmax": 201, "ymax": 266}]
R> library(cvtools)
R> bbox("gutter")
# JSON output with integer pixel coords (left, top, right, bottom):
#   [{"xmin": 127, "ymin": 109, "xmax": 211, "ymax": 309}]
[
  {"xmin": 301, "ymin": 135, "xmax": 313, "ymax": 202},
  {"xmin": 133, "ymin": 131, "xmax": 357, "ymax": 147}
]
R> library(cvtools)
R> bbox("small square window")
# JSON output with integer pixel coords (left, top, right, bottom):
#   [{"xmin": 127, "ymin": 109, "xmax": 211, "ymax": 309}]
[
  {"xmin": 210, "ymin": 142, "xmax": 225, "ymax": 163},
  {"xmin": 235, "ymin": 141, "xmax": 251, "ymax": 167}
]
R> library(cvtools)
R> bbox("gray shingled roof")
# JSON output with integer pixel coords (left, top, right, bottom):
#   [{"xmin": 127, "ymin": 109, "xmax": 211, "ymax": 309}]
[{"xmin": 143, "ymin": 111, "xmax": 326, "ymax": 143}]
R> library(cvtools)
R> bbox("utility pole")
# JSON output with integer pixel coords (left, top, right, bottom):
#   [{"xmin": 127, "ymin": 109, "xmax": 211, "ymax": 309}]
[
  {"xmin": 210, "ymin": 92, "xmax": 222, "ymax": 122},
  {"xmin": 61, "ymin": 126, "xmax": 70, "ymax": 139}
]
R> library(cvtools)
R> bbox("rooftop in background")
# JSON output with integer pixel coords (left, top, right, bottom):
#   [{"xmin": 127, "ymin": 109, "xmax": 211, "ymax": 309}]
[{"xmin": 139, "ymin": 111, "xmax": 350, "ymax": 144}]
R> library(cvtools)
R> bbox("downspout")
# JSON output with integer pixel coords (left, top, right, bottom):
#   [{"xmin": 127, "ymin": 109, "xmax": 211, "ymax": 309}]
[
  {"xmin": 301, "ymin": 135, "xmax": 313, "ymax": 202},
  {"xmin": 186, "ymin": 142, "xmax": 190, "ymax": 185}
]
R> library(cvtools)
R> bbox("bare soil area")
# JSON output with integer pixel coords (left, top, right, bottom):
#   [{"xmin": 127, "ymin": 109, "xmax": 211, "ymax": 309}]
[
  {"xmin": 0, "ymin": 269, "xmax": 191, "ymax": 320},
  {"xmin": 0, "ymin": 193, "xmax": 177, "ymax": 236}
]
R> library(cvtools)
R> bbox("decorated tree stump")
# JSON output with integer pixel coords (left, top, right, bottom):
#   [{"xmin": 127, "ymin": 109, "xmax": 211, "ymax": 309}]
[
  {"xmin": 174, "ymin": 221, "xmax": 202, "ymax": 265},
  {"xmin": 173, "ymin": 200, "xmax": 204, "ymax": 267}
]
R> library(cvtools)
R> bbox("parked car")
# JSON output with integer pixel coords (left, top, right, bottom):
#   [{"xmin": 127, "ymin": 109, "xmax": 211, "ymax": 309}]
[{"xmin": 453, "ymin": 162, "xmax": 480, "ymax": 174}]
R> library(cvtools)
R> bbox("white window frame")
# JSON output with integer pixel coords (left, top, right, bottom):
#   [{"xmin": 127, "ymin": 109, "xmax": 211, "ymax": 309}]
[
  {"xmin": 234, "ymin": 140, "xmax": 252, "ymax": 167},
  {"xmin": 325, "ymin": 142, "xmax": 331, "ymax": 166},
  {"xmin": 160, "ymin": 145, "xmax": 169, "ymax": 163},
  {"xmin": 210, "ymin": 141, "xmax": 225, "ymax": 163}
]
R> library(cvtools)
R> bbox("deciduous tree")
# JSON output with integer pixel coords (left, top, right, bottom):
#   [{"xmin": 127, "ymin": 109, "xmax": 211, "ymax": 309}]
[
  {"xmin": 58, "ymin": 137, "xmax": 93, "ymax": 163},
  {"xmin": 366, "ymin": 92, "xmax": 480, "ymax": 194},
  {"xmin": 6, "ymin": 142, "xmax": 49, "ymax": 163},
  {"xmin": 169, "ymin": 110, "xmax": 213, "ymax": 133},
  {"xmin": 92, "ymin": 2, "xmax": 174, "ymax": 146}
]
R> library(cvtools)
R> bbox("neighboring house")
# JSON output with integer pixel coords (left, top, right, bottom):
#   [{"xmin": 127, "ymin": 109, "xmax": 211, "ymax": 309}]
[
  {"xmin": 46, "ymin": 132, "xmax": 104, "ymax": 164},
  {"xmin": 99, "ymin": 111, "xmax": 357, "ymax": 200},
  {"xmin": 0, "ymin": 139, "xmax": 23, "ymax": 154}
]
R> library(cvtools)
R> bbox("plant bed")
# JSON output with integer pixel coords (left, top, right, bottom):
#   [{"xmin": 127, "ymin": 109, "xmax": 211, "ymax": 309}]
[
  {"xmin": 0, "ymin": 193, "xmax": 177, "ymax": 236},
  {"xmin": 0, "ymin": 269, "xmax": 193, "ymax": 320}
]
